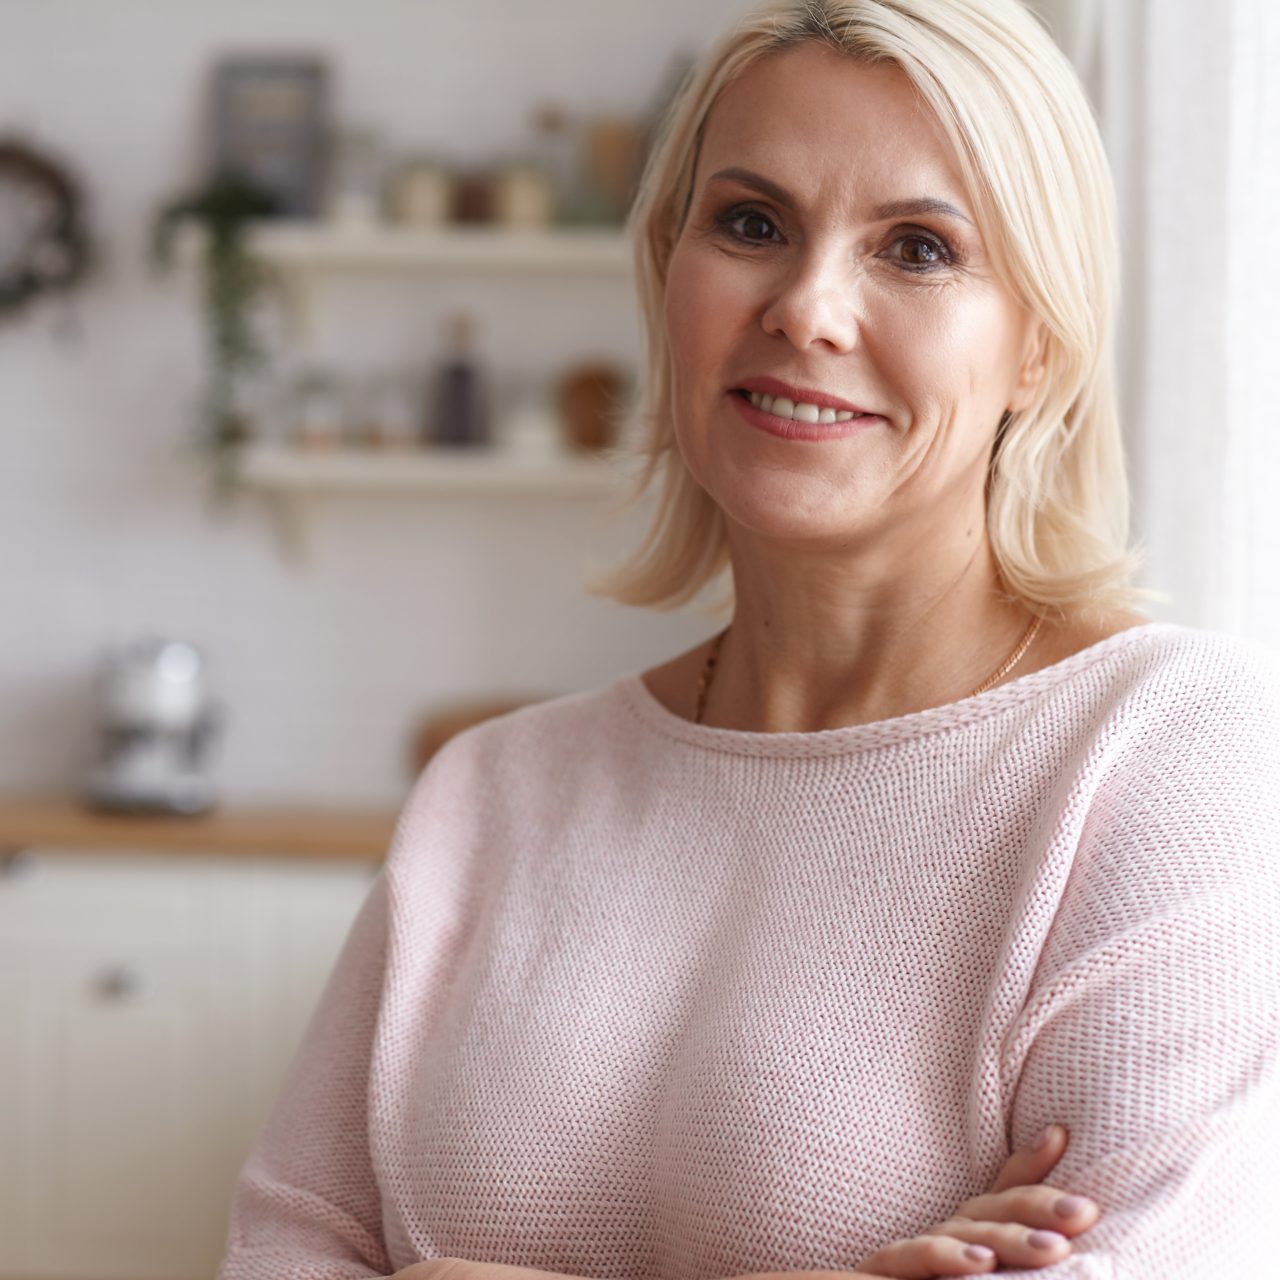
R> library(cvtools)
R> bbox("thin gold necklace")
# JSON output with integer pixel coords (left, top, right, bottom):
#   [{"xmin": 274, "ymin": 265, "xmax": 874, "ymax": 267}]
[{"xmin": 693, "ymin": 613, "xmax": 1043, "ymax": 726}]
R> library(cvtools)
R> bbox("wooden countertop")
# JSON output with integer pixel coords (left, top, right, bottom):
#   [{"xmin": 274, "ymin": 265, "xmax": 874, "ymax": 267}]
[{"xmin": 0, "ymin": 795, "xmax": 397, "ymax": 862}]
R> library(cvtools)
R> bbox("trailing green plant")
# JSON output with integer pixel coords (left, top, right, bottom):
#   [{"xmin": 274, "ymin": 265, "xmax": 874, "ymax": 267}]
[{"xmin": 153, "ymin": 169, "xmax": 278, "ymax": 502}]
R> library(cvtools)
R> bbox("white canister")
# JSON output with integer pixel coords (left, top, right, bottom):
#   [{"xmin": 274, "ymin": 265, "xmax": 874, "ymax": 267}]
[
  {"xmin": 498, "ymin": 401, "xmax": 566, "ymax": 459},
  {"xmin": 387, "ymin": 160, "xmax": 452, "ymax": 227},
  {"xmin": 494, "ymin": 163, "xmax": 556, "ymax": 228}
]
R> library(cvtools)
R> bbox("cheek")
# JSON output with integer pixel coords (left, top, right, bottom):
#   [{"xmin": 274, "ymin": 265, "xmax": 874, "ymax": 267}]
[
  {"xmin": 664, "ymin": 242, "xmax": 757, "ymax": 384},
  {"xmin": 870, "ymin": 292, "xmax": 1020, "ymax": 419}
]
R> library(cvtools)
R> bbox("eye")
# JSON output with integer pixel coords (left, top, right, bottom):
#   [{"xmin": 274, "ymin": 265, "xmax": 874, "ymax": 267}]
[
  {"xmin": 716, "ymin": 205, "xmax": 783, "ymax": 245},
  {"xmin": 887, "ymin": 230, "xmax": 955, "ymax": 272}
]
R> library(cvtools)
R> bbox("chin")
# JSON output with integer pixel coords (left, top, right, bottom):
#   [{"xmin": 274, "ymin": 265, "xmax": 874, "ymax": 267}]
[{"xmin": 715, "ymin": 478, "xmax": 874, "ymax": 546}]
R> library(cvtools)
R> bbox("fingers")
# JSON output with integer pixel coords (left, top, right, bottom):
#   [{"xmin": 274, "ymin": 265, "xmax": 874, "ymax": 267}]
[
  {"xmin": 923, "ymin": 1218, "xmax": 1081, "ymax": 1270},
  {"xmin": 988, "ymin": 1123, "xmax": 1067, "ymax": 1194},
  {"xmin": 949, "ymin": 1183, "xmax": 1100, "ymax": 1240},
  {"xmin": 855, "ymin": 1218, "xmax": 1080, "ymax": 1277},
  {"xmin": 853, "ymin": 1233, "xmax": 1005, "ymax": 1276}
]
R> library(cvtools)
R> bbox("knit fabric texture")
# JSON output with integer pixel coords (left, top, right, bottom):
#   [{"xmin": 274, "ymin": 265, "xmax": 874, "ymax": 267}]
[{"xmin": 218, "ymin": 623, "xmax": 1280, "ymax": 1280}]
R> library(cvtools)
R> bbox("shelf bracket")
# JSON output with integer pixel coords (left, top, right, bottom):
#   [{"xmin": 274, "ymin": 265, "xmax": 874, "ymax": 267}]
[{"xmin": 262, "ymin": 494, "xmax": 311, "ymax": 566}]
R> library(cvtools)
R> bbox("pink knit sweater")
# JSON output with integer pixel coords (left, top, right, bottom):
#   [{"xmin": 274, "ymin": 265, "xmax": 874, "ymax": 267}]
[{"xmin": 218, "ymin": 623, "xmax": 1280, "ymax": 1280}]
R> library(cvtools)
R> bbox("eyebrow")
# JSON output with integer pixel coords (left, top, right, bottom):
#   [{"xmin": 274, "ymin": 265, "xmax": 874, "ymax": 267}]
[{"xmin": 706, "ymin": 166, "xmax": 975, "ymax": 227}]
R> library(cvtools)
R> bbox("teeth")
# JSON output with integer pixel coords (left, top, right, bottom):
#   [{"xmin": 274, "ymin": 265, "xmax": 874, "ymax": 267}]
[{"xmin": 747, "ymin": 390, "xmax": 863, "ymax": 423}]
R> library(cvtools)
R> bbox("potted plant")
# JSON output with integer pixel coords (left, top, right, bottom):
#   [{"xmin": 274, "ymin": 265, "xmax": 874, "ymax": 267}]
[{"xmin": 152, "ymin": 169, "xmax": 278, "ymax": 502}]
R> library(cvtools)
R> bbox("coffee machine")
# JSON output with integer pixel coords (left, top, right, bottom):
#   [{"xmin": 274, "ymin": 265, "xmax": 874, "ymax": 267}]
[{"xmin": 83, "ymin": 637, "xmax": 222, "ymax": 815}]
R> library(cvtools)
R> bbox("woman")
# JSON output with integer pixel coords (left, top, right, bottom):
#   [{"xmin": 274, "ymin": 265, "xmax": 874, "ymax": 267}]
[{"xmin": 217, "ymin": 2, "xmax": 1280, "ymax": 1278}]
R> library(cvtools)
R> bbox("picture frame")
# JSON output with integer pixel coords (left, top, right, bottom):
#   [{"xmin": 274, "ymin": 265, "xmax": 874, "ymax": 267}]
[{"xmin": 210, "ymin": 56, "xmax": 329, "ymax": 218}]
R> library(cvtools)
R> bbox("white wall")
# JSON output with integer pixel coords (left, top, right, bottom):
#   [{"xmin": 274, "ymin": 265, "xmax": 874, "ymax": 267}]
[
  {"xmin": 7, "ymin": 2, "xmax": 1264, "ymax": 813},
  {"xmin": 0, "ymin": 0, "xmax": 750, "ymax": 808}
]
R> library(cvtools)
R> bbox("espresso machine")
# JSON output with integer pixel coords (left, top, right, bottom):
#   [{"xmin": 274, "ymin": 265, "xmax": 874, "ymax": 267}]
[{"xmin": 82, "ymin": 637, "xmax": 222, "ymax": 815}]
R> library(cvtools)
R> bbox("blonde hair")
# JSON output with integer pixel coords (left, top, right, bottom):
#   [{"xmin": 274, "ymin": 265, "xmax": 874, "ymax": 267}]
[{"xmin": 586, "ymin": 0, "xmax": 1147, "ymax": 620}]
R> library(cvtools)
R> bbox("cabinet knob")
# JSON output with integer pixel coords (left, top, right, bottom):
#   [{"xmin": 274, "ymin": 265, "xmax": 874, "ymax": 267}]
[{"xmin": 93, "ymin": 965, "xmax": 144, "ymax": 1002}]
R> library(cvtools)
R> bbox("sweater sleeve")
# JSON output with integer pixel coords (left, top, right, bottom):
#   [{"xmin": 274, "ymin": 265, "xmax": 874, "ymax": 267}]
[
  {"xmin": 216, "ymin": 866, "xmax": 394, "ymax": 1280},
  {"xmin": 995, "ymin": 648, "xmax": 1280, "ymax": 1279}
]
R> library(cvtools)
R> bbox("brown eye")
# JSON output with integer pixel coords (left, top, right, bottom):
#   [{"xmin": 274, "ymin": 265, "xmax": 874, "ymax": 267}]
[
  {"xmin": 889, "ymin": 232, "xmax": 953, "ymax": 271},
  {"xmin": 717, "ymin": 207, "xmax": 782, "ymax": 244},
  {"xmin": 738, "ymin": 212, "xmax": 777, "ymax": 241}
]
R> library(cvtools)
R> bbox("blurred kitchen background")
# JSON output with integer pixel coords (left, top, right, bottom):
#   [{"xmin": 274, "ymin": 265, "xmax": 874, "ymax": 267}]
[
  {"xmin": 1, "ymin": 0, "xmax": 758, "ymax": 815},
  {"xmin": 0, "ymin": 1, "xmax": 1275, "ymax": 1278}
]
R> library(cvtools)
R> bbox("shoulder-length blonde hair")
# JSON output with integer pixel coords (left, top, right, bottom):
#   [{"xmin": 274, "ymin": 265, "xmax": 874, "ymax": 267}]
[{"xmin": 586, "ymin": 0, "xmax": 1146, "ymax": 620}]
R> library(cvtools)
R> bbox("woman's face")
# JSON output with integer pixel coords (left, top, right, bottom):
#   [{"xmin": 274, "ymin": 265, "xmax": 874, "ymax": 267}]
[{"xmin": 664, "ymin": 44, "xmax": 1045, "ymax": 554}]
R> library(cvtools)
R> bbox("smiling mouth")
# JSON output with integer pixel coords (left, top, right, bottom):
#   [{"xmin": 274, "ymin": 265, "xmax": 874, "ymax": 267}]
[{"xmin": 735, "ymin": 388, "xmax": 874, "ymax": 424}]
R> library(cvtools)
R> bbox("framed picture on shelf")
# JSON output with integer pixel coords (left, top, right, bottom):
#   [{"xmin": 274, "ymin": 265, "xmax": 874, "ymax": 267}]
[{"xmin": 210, "ymin": 56, "xmax": 329, "ymax": 218}]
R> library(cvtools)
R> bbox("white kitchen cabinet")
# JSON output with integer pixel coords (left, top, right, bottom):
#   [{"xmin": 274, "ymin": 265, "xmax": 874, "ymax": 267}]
[{"xmin": 0, "ymin": 849, "xmax": 377, "ymax": 1280}]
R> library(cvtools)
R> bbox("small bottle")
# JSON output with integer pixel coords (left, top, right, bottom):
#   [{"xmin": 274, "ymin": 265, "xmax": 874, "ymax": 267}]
[
  {"xmin": 531, "ymin": 101, "xmax": 579, "ymax": 223},
  {"xmin": 427, "ymin": 313, "xmax": 490, "ymax": 448},
  {"xmin": 291, "ymin": 368, "xmax": 345, "ymax": 451},
  {"xmin": 360, "ymin": 370, "xmax": 421, "ymax": 450}
]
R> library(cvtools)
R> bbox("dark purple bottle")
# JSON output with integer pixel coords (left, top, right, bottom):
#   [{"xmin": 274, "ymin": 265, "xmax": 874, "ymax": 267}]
[{"xmin": 428, "ymin": 312, "xmax": 490, "ymax": 448}]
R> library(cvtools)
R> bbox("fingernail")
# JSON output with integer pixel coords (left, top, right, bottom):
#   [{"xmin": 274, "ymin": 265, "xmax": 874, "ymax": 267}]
[
  {"xmin": 1032, "ymin": 1124, "xmax": 1057, "ymax": 1151},
  {"xmin": 1028, "ymin": 1230, "xmax": 1067, "ymax": 1250},
  {"xmin": 1055, "ymin": 1195, "xmax": 1088, "ymax": 1217},
  {"xmin": 965, "ymin": 1245, "xmax": 995, "ymax": 1261}
]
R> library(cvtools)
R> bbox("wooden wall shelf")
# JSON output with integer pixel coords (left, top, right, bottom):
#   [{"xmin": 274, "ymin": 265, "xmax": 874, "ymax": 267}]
[
  {"xmin": 178, "ymin": 220, "xmax": 632, "ymax": 276},
  {"xmin": 239, "ymin": 443, "xmax": 626, "ymax": 497},
  {"xmin": 234, "ymin": 443, "xmax": 635, "ymax": 562}
]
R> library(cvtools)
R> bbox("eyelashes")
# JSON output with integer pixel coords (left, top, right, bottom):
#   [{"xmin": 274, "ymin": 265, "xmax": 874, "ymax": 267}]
[{"xmin": 711, "ymin": 203, "xmax": 960, "ymax": 273}]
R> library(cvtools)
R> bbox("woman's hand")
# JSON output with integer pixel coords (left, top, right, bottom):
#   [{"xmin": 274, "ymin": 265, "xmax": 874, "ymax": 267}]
[{"xmin": 846, "ymin": 1124, "xmax": 1102, "ymax": 1277}]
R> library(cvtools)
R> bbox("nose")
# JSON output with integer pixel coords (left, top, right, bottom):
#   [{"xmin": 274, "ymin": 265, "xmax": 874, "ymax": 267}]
[{"xmin": 760, "ymin": 249, "xmax": 861, "ymax": 353}]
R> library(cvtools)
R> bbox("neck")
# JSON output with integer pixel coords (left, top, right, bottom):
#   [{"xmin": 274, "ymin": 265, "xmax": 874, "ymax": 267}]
[{"xmin": 700, "ymin": 533, "xmax": 1037, "ymax": 733}]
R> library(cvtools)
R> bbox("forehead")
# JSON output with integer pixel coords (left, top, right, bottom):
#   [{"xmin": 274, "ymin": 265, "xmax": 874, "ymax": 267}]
[{"xmin": 696, "ymin": 43, "xmax": 967, "ymax": 206}]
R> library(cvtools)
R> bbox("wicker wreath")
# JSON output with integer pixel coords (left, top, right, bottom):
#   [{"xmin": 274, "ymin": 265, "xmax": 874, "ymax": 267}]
[{"xmin": 0, "ymin": 138, "xmax": 91, "ymax": 320}]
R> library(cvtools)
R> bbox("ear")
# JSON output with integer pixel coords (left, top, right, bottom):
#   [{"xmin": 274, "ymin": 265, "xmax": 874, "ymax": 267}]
[{"xmin": 1007, "ymin": 320, "xmax": 1050, "ymax": 414}]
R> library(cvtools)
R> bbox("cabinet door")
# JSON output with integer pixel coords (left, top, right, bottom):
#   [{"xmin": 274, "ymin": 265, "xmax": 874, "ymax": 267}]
[
  {"xmin": 4, "ymin": 933, "xmax": 252, "ymax": 1280},
  {"xmin": 0, "ymin": 939, "xmax": 32, "ymax": 1272},
  {"xmin": 0, "ymin": 851, "xmax": 376, "ymax": 1280}
]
